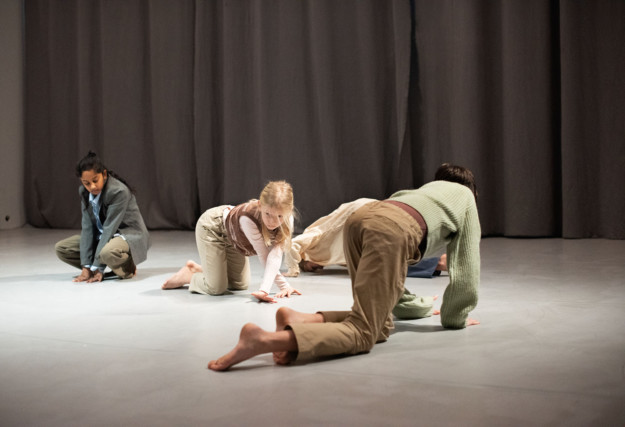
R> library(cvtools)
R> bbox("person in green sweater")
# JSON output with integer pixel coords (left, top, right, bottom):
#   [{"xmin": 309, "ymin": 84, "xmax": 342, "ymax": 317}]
[{"xmin": 208, "ymin": 163, "xmax": 481, "ymax": 371}]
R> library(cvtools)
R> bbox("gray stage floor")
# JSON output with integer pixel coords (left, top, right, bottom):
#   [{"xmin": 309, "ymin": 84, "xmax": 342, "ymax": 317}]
[{"xmin": 1, "ymin": 227, "xmax": 624, "ymax": 426}]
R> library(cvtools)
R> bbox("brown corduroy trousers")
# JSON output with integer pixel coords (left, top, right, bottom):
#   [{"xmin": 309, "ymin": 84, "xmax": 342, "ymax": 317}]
[{"xmin": 289, "ymin": 201, "xmax": 424, "ymax": 361}]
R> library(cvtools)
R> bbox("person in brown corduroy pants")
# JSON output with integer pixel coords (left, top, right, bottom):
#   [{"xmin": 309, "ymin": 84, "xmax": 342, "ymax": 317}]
[{"xmin": 208, "ymin": 163, "xmax": 481, "ymax": 371}]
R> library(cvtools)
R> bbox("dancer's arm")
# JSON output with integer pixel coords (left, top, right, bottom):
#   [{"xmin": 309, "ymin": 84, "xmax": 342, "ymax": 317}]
[{"xmin": 239, "ymin": 217, "xmax": 297, "ymax": 296}]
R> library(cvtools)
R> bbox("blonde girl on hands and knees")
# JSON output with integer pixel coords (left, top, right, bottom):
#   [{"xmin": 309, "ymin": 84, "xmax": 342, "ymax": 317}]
[{"xmin": 162, "ymin": 181, "xmax": 300, "ymax": 303}]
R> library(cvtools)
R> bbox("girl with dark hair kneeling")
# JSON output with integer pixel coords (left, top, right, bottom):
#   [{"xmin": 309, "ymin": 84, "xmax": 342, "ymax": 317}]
[{"xmin": 55, "ymin": 151, "xmax": 150, "ymax": 282}]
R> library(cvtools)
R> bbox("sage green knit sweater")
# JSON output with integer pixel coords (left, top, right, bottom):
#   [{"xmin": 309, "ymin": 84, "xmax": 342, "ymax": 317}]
[{"xmin": 390, "ymin": 180, "xmax": 481, "ymax": 329}]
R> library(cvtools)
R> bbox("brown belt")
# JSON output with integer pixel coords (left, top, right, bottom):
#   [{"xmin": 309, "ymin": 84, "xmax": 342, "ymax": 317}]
[{"xmin": 383, "ymin": 200, "xmax": 428, "ymax": 254}]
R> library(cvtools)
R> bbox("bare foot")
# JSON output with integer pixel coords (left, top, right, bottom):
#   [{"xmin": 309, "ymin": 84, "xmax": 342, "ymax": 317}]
[
  {"xmin": 273, "ymin": 351, "xmax": 293, "ymax": 365},
  {"xmin": 273, "ymin": 307, "xmax": 323, "ymax": 364},
  {"xmin": 436, "ymin": 254, "xmax": 447, "ymax": 272},
  {"xmin": 186, "ymin": 260, "xmax": 202, "ymax": 272},
  {"xmin": 208, "ymin": 323, "xmax": 266, "ymax": 371},
  {"xmin": 275, "ymin": 307, "xmax": 323, "ymax": 330},
  {"xmin": 208, "ymin": 323, "xmax": 296, "ymax": 371},
  {"xmin": 162, "ymin": 260, "xmax": 202, "ymax": 289}
]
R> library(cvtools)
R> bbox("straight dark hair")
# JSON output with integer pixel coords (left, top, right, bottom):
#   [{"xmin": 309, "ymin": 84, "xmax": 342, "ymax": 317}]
[{"xmin": 76, "ymin": 151, "xmax": 134, "ymax": 193}]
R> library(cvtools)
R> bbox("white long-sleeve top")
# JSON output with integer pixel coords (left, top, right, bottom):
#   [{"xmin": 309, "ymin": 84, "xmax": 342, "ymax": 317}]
[{"xmin": 233, "ymin": 213, "xmax": 290, "ymax": 294}]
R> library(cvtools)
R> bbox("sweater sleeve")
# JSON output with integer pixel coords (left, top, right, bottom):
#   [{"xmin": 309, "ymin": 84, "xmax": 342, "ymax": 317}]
[
  {"xmin": 239, "ymin": 216, "xmax": 290, "ymax": 293},
  {"xmin": 439, "ymin": 203, "xmax": 481, "ymax": 329}
]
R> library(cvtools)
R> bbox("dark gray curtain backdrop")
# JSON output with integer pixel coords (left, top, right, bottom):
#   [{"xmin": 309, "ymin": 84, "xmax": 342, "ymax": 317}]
[{"xmin": 24, "ymin": 0, "xmax": 625, "ymax": 238}]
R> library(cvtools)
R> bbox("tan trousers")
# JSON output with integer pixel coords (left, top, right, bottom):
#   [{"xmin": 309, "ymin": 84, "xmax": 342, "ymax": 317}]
[
  {"xmin": 289, "ymin": 201, "xmax": 424, "ymax": 361},
  {"xmin": 55, "ymin": 234, "xmax": 136, "ymax": 279},
  {"xmin": 189, "ymin": 206, "xmax": 250, "ymax": 295}
]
